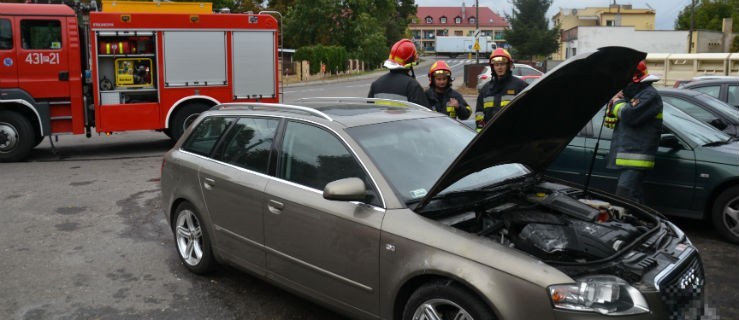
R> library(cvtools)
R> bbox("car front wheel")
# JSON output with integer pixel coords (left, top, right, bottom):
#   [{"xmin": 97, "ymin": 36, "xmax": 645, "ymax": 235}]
[
  {"xmin": 712, "ymin": 187, "xmax": 739, "ymax": 244},
  {"xmin": 173, "ymin": 202, "xmax": 215, "ymax": 274},
  {"xmin": 403, "ymin": 281, "xmax": 495, "ymax": 320}
]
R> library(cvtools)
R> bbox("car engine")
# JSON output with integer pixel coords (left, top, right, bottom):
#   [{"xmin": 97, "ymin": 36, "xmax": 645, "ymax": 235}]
[{"xmin": 441, "ymin": 181, "xmax": 656, "ymax": 263}]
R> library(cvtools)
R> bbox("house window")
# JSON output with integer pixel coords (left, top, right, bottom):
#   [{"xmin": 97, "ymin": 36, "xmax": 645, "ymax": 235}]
[
  {"xmin": 606, "ymin": 20, "xmax": 614, "ymax": 26},
  {"xmin": 425, "ymin": 16, "xmax": 433, "ymax": 24},
  {"xmin": 440, "ymin": 17, "xmax": 447, "ymax": 24},
  {"xmin": 455, "ymin": 17, "xmax": 461, "ymax": 24},
  {"xmin": 469, "ymin": 17, "xmax": 476, "ymax": 24}
]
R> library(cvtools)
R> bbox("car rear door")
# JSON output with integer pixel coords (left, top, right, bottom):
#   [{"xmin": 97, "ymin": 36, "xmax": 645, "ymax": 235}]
[
  {"xmin": 263, "ymin": 120, "xmax": 382, "ymax": 316},
  {"xmin": 198, "ymin": 116, "xmax": 280, "ymax": 275}
]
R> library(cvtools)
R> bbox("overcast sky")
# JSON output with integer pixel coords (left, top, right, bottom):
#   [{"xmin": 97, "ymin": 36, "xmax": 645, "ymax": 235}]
[{"xmin": 415, "ymin": 0, "xmax": 694, "ymax": 30}]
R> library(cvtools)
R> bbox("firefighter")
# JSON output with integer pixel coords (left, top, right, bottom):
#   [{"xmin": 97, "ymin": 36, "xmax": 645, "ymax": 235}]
[
  {"xmin": 424, "ymin": 60, "xmax": 471, "ymax": 120},
  {"xmin": 368, "ymin": 39, "xmax": 429, "ymax": 107},
  {"xmin": 604, "ymin": 60, "xmax": 663, "ymax": 203},
  {"xmin": 474, "ymin": 48, "xmax": 528, "ymax": 132}
]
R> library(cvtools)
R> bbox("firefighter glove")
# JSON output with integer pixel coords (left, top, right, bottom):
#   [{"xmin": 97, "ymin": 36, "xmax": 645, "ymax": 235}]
[{"xmin": 475, "ymin": 112, "xmax": 485, "ymax": 132}]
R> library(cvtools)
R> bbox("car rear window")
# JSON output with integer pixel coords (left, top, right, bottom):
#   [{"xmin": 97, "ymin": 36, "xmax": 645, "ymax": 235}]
[{"xmin": 182, "ymin": 116, "xmax": 235, "ymax": 156}]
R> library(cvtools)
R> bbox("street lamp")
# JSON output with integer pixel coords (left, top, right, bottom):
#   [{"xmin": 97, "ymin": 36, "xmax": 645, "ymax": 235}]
[{"xmin": 475, "ymin": 0, "xmax": 479, "ymax": 63}]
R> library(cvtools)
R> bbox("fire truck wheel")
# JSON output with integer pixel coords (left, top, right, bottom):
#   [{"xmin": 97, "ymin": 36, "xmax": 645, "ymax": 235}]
[
  {"xmin": 0, "ymin": 110, "xmax": 35, "ymax": 162},
  {"xmin": 170, "ymin": 102, "xmax": 210, "ymax": 141}
]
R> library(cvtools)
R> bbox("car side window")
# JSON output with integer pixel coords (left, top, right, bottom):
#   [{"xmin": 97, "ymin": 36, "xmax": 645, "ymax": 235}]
[
  {"xmin": 279, "ymin": 121, "xmax": 367, "ymax": 191},
  {"xmin": 662, "ymin": 96, "xmax": 718, "ymax": 124},
  {"xmin": 728, "ymin": 85, "xmax": 739, "ymax": 107},
  {"xmin": 0, "ymin": 19, "xmax": 12, "ymax": 50},
  {"xmin": 691, "ymin": 85, "xmax": 720, "ymax": 99},
  {"xmin": 181, "ymin": 116, "xmax": 235, "ymax": 156},
  {"xmin": 20, "ymin": 19, "xmax": 61, "ymax": 50},
  {"xmin": 220, "ymin": 117, "xmax": 278, "ymax": 174}
]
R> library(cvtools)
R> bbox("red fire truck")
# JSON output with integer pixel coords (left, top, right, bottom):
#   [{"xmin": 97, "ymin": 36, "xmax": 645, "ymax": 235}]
[{"xmin": 0, "ymin": 2, "xmax": 279, "ymax": 162}]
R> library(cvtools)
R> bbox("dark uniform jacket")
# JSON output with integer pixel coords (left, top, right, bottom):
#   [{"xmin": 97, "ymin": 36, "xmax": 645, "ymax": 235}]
[
  {"xmin": 368, "ymin": 70, "xmax": 429, "ymax": 107},
  {"xmin": 475, "ymin": 72, "xmax": 528, "ymax": 130},
  {"xmin": 607, "ymin": 80, "xmax": 663, "ymax": 170},
  {"xmin": 424, "ymin": 87, "xmax": 471, "ymax": 120}
]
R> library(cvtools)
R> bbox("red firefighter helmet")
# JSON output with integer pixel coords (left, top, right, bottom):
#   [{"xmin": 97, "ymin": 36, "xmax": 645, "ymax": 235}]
[
  {"xmin": 632, "ymin": 60, "xmax": 649, "ymax": 83},
  {"xmin": 489, "ymin": 48, "xmax": 513, "ymax": 64},
  {"xmin": 385, "ymin": 39, "xmax": 418, "ymax": 69},
  {"xmin": 428, "ymin": 60, "xmax": 452, "ymax": 79}
]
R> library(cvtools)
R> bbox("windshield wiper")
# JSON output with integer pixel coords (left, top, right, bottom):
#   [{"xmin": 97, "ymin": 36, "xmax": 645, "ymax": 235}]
[{"xmin": 703, "ymin": 138, "xmax": 732, "ymax": 147}]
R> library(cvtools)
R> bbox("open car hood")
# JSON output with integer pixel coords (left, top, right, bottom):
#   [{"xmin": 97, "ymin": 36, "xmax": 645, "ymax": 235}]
[{"xmin": 415, "ymin": 47, "xmax": 646, "ymax": 212}]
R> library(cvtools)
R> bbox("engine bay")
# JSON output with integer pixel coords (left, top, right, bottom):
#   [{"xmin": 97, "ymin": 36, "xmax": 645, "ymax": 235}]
[{"xmin": 438, "ymin": 181, "xmax": 657, "ymax": 263}]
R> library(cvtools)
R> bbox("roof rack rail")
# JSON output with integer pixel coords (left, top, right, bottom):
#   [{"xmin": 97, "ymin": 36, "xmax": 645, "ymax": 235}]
[
  {"xmin": 295, "ymin": 97, "xmax": 430, "ymax": 111},
  {"xmin": 216, "ymin": 102, "xmax": 333, "ymax": 121}
]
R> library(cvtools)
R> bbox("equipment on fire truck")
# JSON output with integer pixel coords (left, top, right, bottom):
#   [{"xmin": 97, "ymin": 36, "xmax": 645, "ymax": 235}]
[{"xmin": 114, "ymin": 58, "xmax": 152, "ymax": 87}]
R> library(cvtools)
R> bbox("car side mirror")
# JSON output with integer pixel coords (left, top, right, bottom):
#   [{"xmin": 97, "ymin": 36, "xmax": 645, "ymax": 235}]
[
  {"xmin": 659, "ymin": 134, "xmax": 682, "ymax": 149},
  {"xmin": 709, "ymin": 118, "xmax": 728, "ymax": 130},
  {"xmin": 323, "ymin": 177, "xmax": 367, "ymax": 202}
]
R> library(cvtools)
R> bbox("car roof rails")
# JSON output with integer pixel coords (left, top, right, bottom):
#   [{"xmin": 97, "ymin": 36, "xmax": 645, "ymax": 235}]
[
  {"xmin": 295, "ymin": 97, "xmax": 431, "ymax": 112},
  {"xmin": 216, "ymin": 102, "xmax": 333, "ymax": 121}
]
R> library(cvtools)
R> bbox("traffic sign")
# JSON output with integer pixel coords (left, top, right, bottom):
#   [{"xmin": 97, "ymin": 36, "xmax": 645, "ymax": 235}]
[
  {"xmin": 473, "ymin": 29, "xmax": 480, "ymax": 39},
  {"xmin": 473, "ymin": 40, "xmax": 480, "ymax": 51}
]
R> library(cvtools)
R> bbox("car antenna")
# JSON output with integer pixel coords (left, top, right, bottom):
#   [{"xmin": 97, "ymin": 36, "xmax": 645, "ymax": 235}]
[{"xmin": 583, "ymin": 108, "xmax": 608, "ymax": 197}]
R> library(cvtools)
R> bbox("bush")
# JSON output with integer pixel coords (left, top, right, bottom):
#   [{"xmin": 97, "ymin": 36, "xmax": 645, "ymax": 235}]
[{"xmin": 295, "ymin": 45, "xmax": 348, "ymax": 74}]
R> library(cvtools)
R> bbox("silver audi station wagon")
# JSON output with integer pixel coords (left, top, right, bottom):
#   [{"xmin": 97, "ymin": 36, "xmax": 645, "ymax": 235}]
[{"xmin": 161, "ymin": 47, "xmax": 705, "ymax": 320}]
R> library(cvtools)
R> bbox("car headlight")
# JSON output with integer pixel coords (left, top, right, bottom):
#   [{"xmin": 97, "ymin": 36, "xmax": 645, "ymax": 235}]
[{"xmin": 548, "ymin": 275, "xmax": 649, "ymax": 315}]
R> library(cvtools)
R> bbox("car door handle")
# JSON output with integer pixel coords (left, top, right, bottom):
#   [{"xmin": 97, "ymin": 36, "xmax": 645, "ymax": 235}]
[
  {"xmin": 268, "ymin": 200, "xmax": 284, "ymax": 214},
  {"xmin": 595, "ymin": 152, "xmax": 608, "ymax": 159},
  {"xmin": 203, "ymin": 177, "xmax": 216, "ymax": 190}
]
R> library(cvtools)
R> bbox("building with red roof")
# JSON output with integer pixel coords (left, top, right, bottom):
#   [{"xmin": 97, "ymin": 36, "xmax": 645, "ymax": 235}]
[{"xmin": 409, "ymin": 3, "xmax": 509, "ymax": 53}]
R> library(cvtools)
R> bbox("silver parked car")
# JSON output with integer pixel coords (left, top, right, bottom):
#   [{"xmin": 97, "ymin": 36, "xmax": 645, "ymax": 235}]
[
  {"xmin": 161, "ymin": 47, "xmax": 704, "ymax": 320},
  {"xmin": 476, "ymin": 63, "xmax": 543, "ymax": 90}
]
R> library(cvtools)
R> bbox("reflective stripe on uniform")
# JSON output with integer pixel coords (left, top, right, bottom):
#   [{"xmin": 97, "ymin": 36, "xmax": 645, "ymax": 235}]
[
  {"xmin": 483, "ymin": 96, "xmax": 495, "ymax": 109},
  {"xmin": 655, "ymin": 112, "xmax": 663, "ymax": 119},
  {"xmin": 615, "ymin": 152, "xmax": 655, "ymax": 168}
]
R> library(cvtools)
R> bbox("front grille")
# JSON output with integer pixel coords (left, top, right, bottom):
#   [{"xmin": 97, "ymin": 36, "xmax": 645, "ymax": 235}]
[{"xmin": 657, "ymin": 254, "xmax": 705, "ymax": 320}]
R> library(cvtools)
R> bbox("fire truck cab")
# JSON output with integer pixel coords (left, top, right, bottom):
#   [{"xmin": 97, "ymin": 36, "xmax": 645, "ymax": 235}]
[{"xmin": 0, "ymin": 1, "xmax": 279, "ymax": 162}]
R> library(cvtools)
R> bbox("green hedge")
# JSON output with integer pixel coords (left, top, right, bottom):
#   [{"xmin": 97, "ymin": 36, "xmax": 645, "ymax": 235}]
[{"xmin": 295, "ymin": 45, "xmax": 348, "ymax": 74}]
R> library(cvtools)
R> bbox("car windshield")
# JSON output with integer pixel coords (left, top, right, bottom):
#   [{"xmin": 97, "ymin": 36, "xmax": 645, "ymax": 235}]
[
  {"xmin": 347, "ymin": 117, "xmax": 530, "ymax": 204},
  {"xmin": 664, "ymin": 104, "xmax": 732, "ymax": 145}
]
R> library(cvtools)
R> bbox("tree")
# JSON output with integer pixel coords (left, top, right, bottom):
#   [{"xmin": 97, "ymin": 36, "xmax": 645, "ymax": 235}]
[
  {"xmin": 282, "ymin": 0, "xmax": 413, "ymax": 67},
  {"xmin": 503, "ymin": 0, "xmax": 560, "ymax": 61},
  {"xmin": 675, "ymin": 0, "xmax": 739, "ymax": 32}
]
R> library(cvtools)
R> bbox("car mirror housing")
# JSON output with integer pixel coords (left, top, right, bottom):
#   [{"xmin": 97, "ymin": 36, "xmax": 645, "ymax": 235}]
[
  {"xmin": 659, "ymin": 134, "xmax": 682, "ymax": 149},
  {"xmin": 323, "ymin": 177, "xmax": 367, "ymax": 202}
]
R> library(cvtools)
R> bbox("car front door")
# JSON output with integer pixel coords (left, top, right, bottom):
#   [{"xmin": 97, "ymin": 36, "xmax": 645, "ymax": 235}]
[
  {"xmin": 198, "ymin": 116, "xmax": 279, "ymax": 275},
  {"xmin": 585, "ymin": 110, "xmax": 697, "ymax": 212},
  {"xmin": 263, "ymin": 120, "xmax": 382, "ymax": 316}
]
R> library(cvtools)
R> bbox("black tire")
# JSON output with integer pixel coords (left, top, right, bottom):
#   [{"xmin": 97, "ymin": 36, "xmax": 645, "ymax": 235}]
[
  {"xmin": 0, "ymin": 110, "xmax": 36, "ymax": 162},
  {"xmin": 172, "ymin": 202, "xmax": 216, "ymax": 274},
  {"xmin": 403, "ymin": 281, "xmax": 495, "ymax": 320},
  {"xmin": 711, "ymin": 187, "xmax": 739, "ymax": 244},
  {"xmin": 170, "ymin": 102, "xmax": 210, "ymax": 142}
]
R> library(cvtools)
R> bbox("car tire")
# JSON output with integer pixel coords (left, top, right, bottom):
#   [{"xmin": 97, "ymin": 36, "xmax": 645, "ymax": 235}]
[
  {"xmin": 172, "ymin": 202, "xmax": 216, "ymax": 274},
  {"xmin": 0, "ymin": 110, "xmax": 36, "ymax": 162},
  {"xmin": 403, "ymin": 281, "xmax": 495, "ymax": 320},
  {"xmin": 170, "ymin": 102, "xmax": 210, "ymax": 142},
  {"xmin": 711, "ymin": 187, "xmax": 739, "ymax": 244}
]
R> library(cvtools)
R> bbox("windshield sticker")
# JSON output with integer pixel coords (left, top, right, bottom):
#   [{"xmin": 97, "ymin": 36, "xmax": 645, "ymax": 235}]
[{"xmin": 409, "ymin": 189, "xmax": 427, "ymax": 199}]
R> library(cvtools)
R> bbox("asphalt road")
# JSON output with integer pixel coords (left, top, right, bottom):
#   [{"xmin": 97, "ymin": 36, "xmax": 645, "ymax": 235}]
[{"xmin": 1, "ymin": 73, "xmax": 737, "ymax": 319}]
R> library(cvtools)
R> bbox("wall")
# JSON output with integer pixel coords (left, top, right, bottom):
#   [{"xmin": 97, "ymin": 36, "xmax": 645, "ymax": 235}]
[{"xmin": 566, "ymin": 27, "xmax": 688, "ymax": 58}]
